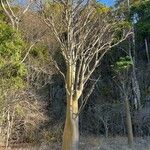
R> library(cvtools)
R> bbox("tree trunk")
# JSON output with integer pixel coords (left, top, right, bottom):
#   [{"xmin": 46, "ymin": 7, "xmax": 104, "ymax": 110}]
[
  {"xmin": 128, "ymin": 37, "xmax": 141, "ymax": 110},
  {"xmin": 62, "ymin": 64, "xmax": 79, "ymax": 150},
  {"xmin": 125, "ymin": 97, "xmax": 134, "ymax": 147},
  {"xmin": 62, "ymin": 94, "xmax": 79, "ymax": 150},
  {"xmin": 104, "ymin": 122, "xmax": 108, "ymax": 138},
  {"xmin": 145, "ymin": 38, "xmax": 150, "ymax": 64}
]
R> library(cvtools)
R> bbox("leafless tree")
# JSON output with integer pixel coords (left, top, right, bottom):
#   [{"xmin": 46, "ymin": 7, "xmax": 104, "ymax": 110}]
[
  {"xmin": 40, "ymin": 0, "xmax": 132, "ymax": 149},
  {"xmin": 113, "ymin": 65, "xmax": 134, "ymax": 147},
  {"xmin": 0, "ymin": 0, "xmax": 132, "ymax": 149},
  {"xmin": 0, "ymin": 0, "xmax": 35, "ymax": 30}
]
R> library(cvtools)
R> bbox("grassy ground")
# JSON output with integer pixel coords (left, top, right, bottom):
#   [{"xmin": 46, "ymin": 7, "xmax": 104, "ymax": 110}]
[
  {"xmin": 2, "ymin": 136, "xmax": 150, "ymax": 150},
  {"xmin": 80, "ymin": 136, "xmax": 150, "ymax": 150}
]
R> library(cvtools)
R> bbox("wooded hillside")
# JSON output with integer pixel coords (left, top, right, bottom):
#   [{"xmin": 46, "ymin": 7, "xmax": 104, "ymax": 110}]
[{"xmin": 0, "ymin": 0, "xmax": 150, "ymax": 149}]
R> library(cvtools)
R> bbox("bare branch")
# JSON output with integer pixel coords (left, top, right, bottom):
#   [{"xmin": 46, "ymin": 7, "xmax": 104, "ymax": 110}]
[
  {"xmin": 22, "ymin": 0, "xmax": 34, "ymax": 14},
  {"xmin": 20, "ymin": 42, "xmax": 37, "ymax": 64},
  {"xmin": 50, "ymin": 56, "xmax": 66, "ymax": 81},
  {"xmin": 77, "ymin": 75, "xmax": 101, "ymax": 116},
  {"xmin": 1, "ymin": 0, "xmax": 15, "ymax": 28}
]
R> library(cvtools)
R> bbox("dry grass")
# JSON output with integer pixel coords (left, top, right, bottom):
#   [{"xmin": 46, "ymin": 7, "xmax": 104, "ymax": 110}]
[
  {"xmin": 1, "ymin": 136, "xmax": 150, "ymax": 150},
  {"xmin": 80, "ymin": 136, "xmax": 150, "ymax": 150}
]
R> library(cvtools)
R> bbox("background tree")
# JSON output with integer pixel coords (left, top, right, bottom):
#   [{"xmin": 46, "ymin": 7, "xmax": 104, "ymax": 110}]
[
  {"xmin": 115, "ymin": 0, "xmax": 142, "ymax": 110},
  {"xmin": 113, "ymin": 56, "xmax": 134, "ymax": 147},
  {"xmin": 130, "ymin": 0, "xmax": 150, "ymax": 64}
]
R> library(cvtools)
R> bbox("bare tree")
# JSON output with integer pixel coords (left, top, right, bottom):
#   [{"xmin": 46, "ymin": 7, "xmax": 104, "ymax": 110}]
[
  {"xmin": 0, "ymin": 0, "xmax": 35, "ymax": 30},
  {"xmin": 41, "ymin": 0, "xmax": 132, "ymax": 149},
  {"xmin": 1, "ymin": 0, "xmax": 132, "ymax": 149},
  {"xmin": 113, "ymin": 58, "xmax": 134, "ymax": 147}
]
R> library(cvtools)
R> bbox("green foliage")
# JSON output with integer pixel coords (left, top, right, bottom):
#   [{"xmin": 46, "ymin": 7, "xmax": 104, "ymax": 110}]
[
  {"xmin": 112, "ymin": 56, "xmax": 132, "ymax": 72},
  {"xmin": 0, "ymin": 19, "xmax": 26, "ymax": 92},
  {"xmin": 29, "ymin": 43, "xmax": 51, "ymax": 68},
  {"xmin": 115, "ymin": 0, "xmax": 150, "ymax": 38},
  {"xmin": 113, "ymin": 21, "xmax": 131, "ymax": 43},
  {"xmin": 30, "ymin": 44, "xmax": 48, "ymax": 59},
  {"xmin": 131, "ymin": 0, "xmax": 150, "ymax": 39},
  {"xmin": 0, "ymin": 6, "xmax": 7, "ymax": 21},
  {"xmin": 94, "ymin": 3, "xmax": 111, "ymax": 14},
  {"xmin": 131, "ymin": 0, "xmax": 150, "ymax": 20}
]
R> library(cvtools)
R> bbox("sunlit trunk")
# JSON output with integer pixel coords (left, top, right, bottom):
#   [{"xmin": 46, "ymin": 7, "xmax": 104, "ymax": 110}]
[
  {"xmin": 62, "ymin": 63, "xmax": 79, "ymax": 150},
  {"xmin": 62, "ymin": 95, "xmax": 79, "ymax": 150}
]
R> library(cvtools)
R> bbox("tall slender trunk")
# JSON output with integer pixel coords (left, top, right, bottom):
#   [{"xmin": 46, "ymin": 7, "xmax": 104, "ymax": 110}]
[
  {"xmin": 145, "ymin": 38, "xmax": 150, "ymax": 64},
  {"xmin": 129, "ymin": 37, "xmax": 141, "ymax": 109},
  {"xmin": 127, "ymin": 0, "xmax": 141, "ymax": 110},
  {"xmin": 62, "ymin": 64, "xmax": 79, "ymax": 150},
  {"xmin": 125, "ymin": 97, "xmax": 134, "ymax": 147}
]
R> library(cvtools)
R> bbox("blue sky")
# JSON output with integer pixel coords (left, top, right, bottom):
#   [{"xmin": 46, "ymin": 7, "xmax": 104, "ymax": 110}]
[
  {"xmin": 100, "ymin": 0, "xmax": 115, "ymax": 6},
  {"xmin": 16, "ymin": 0, "xmax": 115, "ymax": 7}
]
